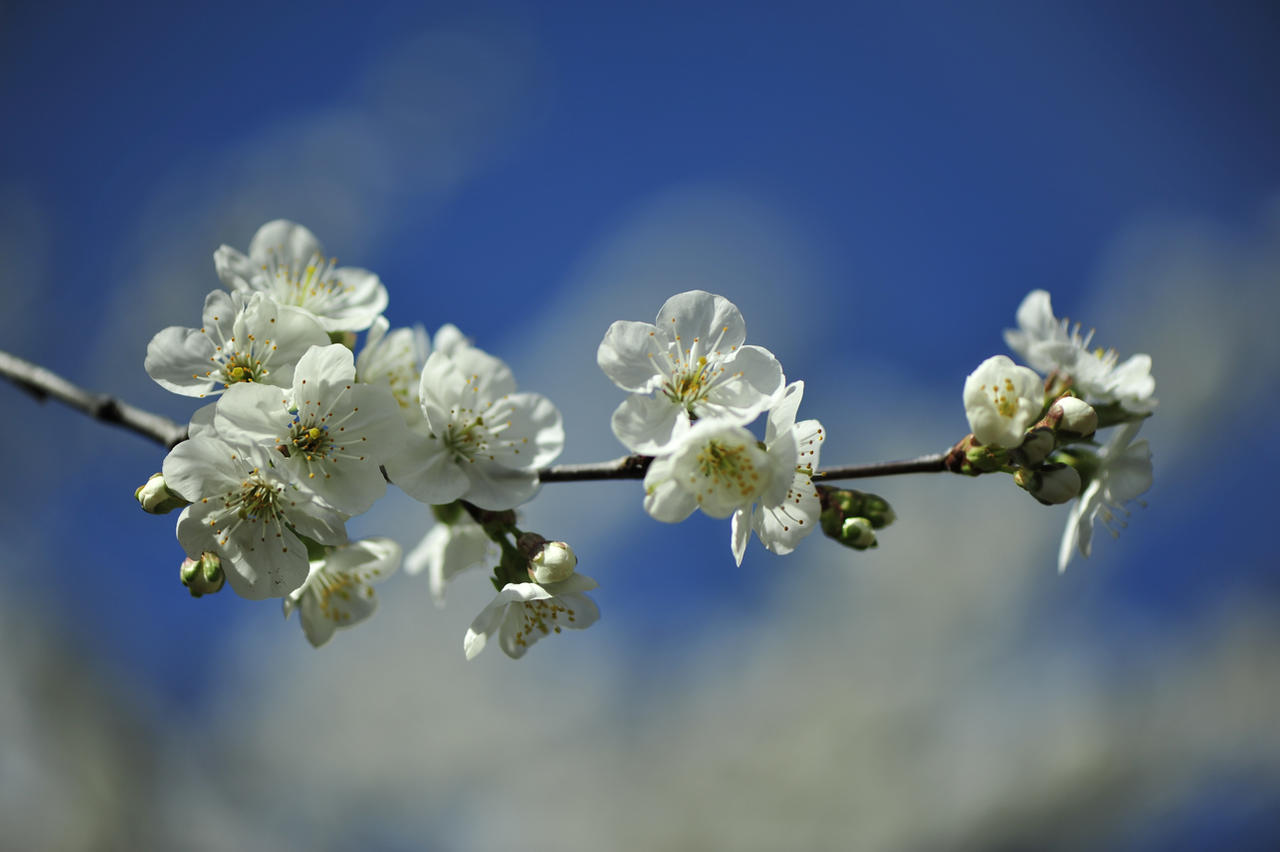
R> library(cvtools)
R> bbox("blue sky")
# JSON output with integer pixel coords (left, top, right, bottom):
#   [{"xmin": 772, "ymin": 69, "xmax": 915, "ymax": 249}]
[{"xmin": 2, "ymin": 2, "xmax": 1278, "ymax": 848}]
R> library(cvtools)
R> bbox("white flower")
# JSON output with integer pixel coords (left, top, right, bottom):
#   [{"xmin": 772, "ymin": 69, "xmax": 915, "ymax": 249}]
[
  {"xmin": 355, "ymin": 316, "xmax": 431, "ymax": 422},
  {"xmin": 963, "ymin": 355, "xmax": 1045, "ymax": 448},
  {"xmin": 1058, "ymin": 422, "xmax": 1153, "ymax": 572},
  {"xmin": 597, "ymin": 290, "xmax": 785, "ymax": 454},
  {"xmin": 214, "ymin": 220, "xmax": 388, "ymax": 333},
  {"xmin": 404, "ymin": 516, "xmax": 496, "ymax": 607},
  {"xmin": 1004, "ymin": 289, "xmax": 1157, "ymax": 414},
  {"xmin": 749, "ymin": 382, "xmax": 825, "ymax": 561},
  {"xmin": 643, "ymin": 384, "xmax": 819, "ymax": 566},
  {"xmin": 283, "ymin": 537, "xmax": 401, "ymax": 647},
  {"xmin": 213, "ymin": 344, "xmax": 407, "ymax": 516},
  {"xmin": 386, "ymin": 340, "xmax": 564, "ymax": 510},
  {"xmin": 162, "ymin": 436, "xmax": 347, "ymax": 600},
  {"xmin": 463, "ymin": 574, "xmax": 600, "ymax": 660},
  {"xmin": 145, "ymin": 289, "xmax": 329, "ymax": 398}
]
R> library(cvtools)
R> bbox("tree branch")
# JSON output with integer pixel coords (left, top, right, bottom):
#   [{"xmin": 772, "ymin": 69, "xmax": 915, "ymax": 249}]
[
  {"xmin": 0, "ymin": 349, "xmax": 188, "ymax": 448},
  {"xmin": 0, "ymin": 348, "xmax": 951, "ymax": 482}
]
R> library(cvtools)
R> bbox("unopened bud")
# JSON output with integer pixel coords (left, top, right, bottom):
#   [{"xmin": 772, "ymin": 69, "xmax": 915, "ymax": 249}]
[
  {"xmin": 1050, "ymin": 396, "xmax": 1097, "ymax": 440},
  {"xmin": 135, "ymin": 473, "xmax": 188, "ymax": 514},
  {"xmin": 1012, "ymin": 427, "xmax": 1055, "ymax": 467},
  {"xmin": 180, "ymin": 552, "xmax": 224, "ymax": 597},
  {"xmin": 840, "ymin": 517, "xmax": 877, "ymax": 549},
  {"xmin": 1014, "ymin": 463, "xmax": 1082, "ymax": 506},
  {"xmin": 528, "ymin": 541, "xmax": 577, "ymax": 584}
]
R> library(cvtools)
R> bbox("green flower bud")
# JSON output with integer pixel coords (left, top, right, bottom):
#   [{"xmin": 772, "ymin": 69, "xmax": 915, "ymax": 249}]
[
  {"xmin": 818, "ymin": 486, "xmax": 894, "ymax": 550},
  {"xmin": 840, "ymin": 517, "xmax": 877, "ymax": 549},
  {"xmin": 1014, "ymin": 462, "xmax": 1082, "ymax": 506},
  {"xmin": 180, "ymin": 552, "xmax": 224, "ymax": 597},
  {"xmin": 135, "ymin": 473, "xmax": 188, "ymax": 514}
]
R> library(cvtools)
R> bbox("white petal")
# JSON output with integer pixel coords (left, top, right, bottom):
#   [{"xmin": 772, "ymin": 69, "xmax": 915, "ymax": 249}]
[
  {"xmin": 704, "ymin": 345, "xmax": 785, "ymax": 415},
  {"xmin": 461, "ymin": 463, "xmax": 541, "ymax": 510},
  {"xmin": 248, "ymin": 219, "xmax": 324, "ymax": 265},
  {"xmin": 610, "ymin": 394, "xmax": 687, "ymax": 455},
  {"xmin": 161, "ymin": 436, "xmax": 240, "ymax": 500},
  {"xmin": 433, "ymin": 323, "xmax": 471, "ymax": 357},
  {"xmin": 643, "ymin": 456, "xmax": 699, "ymax": 523},
  {"xmin": 753, "ymin": 471, "xmax": 821, "ymax": 555},
  {"xmin": 213, "ymin": 382, "xmax": 291, "ymax": 444},
  {"xmin": 145, "ymin": 325, "xmax": 219, "ymax": 396},
  {"xmin": 213, "ymin": 245, "xmax": 256, "ymax": 291},
  {"xmin": 499, "ymin": 392, "xmax": 564, "ymax": 470},
  {"xmin": 655, "ymin": 290, "xmax": 747, "ymax": 356},
  {"xmin": 385, "ymin": 430, "xmax": 470, "ymax": 505},
  {"xmin": 731, "ymin": 507, "xmax": 751, "ymax": 565},
  {"xmin": 597, "ymin": 320, "xmax": 667, "ymax": 393},
  {"xmin": 765, "ymin": 381, "xmax": 805, "ymax": 444}
]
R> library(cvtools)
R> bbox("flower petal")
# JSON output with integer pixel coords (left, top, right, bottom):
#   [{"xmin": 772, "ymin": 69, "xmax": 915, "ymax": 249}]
[
  {"xmin": 611, "ymin": 394, "xmax": 688, "ymax": 455},
  {"xmin": 655, "ymin": 290, "xmax": 747, "ymax": 356},
  {"xmin": 597, "ymin": 320, "xmax": 667, "ymax": 393}
]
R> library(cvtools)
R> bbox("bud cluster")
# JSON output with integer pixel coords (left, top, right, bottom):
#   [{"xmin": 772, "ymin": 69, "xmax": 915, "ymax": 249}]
[
  {"xmin": 817, "ymin": 486, "xmax": 897, "ymax": 551},
  {"xmin": 956, "ymin": 290, "xmax": 1156, "ymax": 571}
]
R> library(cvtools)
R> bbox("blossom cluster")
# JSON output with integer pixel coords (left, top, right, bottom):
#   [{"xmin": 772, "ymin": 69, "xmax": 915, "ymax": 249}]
[
  {"xmin": 135, "ymin": 220, "xmax": 1157, "ymax": 659},
  {"xmin": 960, "ymin": 290, "xmax": 1156, "ymax": 572},
  {"xmin": 143, "ymin": 220, "xmax": 571, "ymax": 654},
  {"xmin": 598, "ymin": 290, "xmax": 826, "ymax": 565}
]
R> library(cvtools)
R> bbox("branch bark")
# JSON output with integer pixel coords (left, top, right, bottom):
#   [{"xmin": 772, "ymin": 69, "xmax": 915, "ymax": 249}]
[{"xmin": 1, "ymin": 350, "xmax": 188, "ymax": 448}]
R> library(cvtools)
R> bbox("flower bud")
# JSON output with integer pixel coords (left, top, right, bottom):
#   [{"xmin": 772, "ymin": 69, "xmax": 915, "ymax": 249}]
[
  {"xmin": 1012, "ymin": 427, "xmax": 1055, "ymax": 467},
  {"xmin": 135, "ymin": 473, "xmax": 188, "ymax": 514},
  {"xmin": 180, "ymin": 552, "xmax": 225, "ymax": 597},
  {"xmin": 1050, "ymin": 396, "xmax": 1098, "ymax": 439},
  {"xmin": 841, "ymin": 517, "xmax": 877, "ymax": 549},
  {"xmin": 1014, "ymin": 463, "xmax": 1082, "ymax": 506},
  {"xmin": 528, "ymin": 541, "xmax": 577, "ymax": 584}
]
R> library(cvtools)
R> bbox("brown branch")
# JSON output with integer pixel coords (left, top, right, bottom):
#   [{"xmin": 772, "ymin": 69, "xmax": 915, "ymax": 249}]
[
  {"xmin": 1, "ymin": 348, "xmax": 951, "ymax": 482},
  {"xmin": 0, "ymin": 349, "xmax": 188, "ymax": 448}
]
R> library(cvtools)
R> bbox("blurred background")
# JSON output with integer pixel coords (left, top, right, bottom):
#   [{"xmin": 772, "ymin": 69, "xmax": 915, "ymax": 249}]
[{"xmin": 2, "ymin": 1, "xmax": 1279, "ymax": 849}]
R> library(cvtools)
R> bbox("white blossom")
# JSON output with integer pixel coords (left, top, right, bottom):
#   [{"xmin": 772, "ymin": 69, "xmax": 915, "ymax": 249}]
[
  {"xmin": 463, "ymin": 574, "xmax": 600, "ymax": 660},
  {"xmin": 162, "ymin": 436, "xmax": 347, "ymax": 600},
  {"xmin": 214, "ymin": 220, "xmax": 387, "ymax": 333},
  {"xmin": 283, "ymin": 537, "xmax": 401, "ymax": 647},
  {"xmin": 355, "ymin": 316, "xmax": 430, "ymax": 423},
  {"xmin": 642, "ymin": 385, "xmax": 817, "ymax": 565},
  {"xmin": 598, "ymin": 290, "xmax": 785, "ymax": 454},
  {"xmin": 385, "ymin": 339, "xmax": 564, "ymax": 510},
  {"xmin": 749, "ymin": 382, "xmax": 825, "ymax": 561},
  {"xmin": 963, "ymin": 355, "xmax": 1045, "ymax": 448},
  {"xmin": 213, "ymin": 344, "xmax": 407, "ymax": 516},
  {"xmin": 1058, "ymin": 422, "xmax": 1153, "ymax": 572},
  {"xmin": 145, "ymin": 289, "xmax": 328, "ymax": 398},
  {"xmin": 404, "ymin": 516, "xmax": 496, "ymax": 608},
  {"xmin": 1004, "ymin": 289, "xmax": 1156, "ymax": 414}
]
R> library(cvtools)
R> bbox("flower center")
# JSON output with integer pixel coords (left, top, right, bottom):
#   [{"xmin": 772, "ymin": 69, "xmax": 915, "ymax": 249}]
[
  {"xmin": 662, "ymin": 356, "xmax": 719, "ymax": 409},
  {"xmin": 444, "ymin": 416, "xmax": 491, "ymax": 464},
  {"xmin": 984, "ymin": 377, "xmax": 1020, "ymax": 418},
  {"xmin": 220, "ymin": 351, "xmax": 267, "ymax": 387},
  {"xmin": 512, "ymin": 597, "xmax": 578, "ymax": 649},
  {"xmin": 226, "ymin": 476, "xmax": 282, "ymax": 523},
  {"xmin": 696, "ymin": 439, "xmax": 764, "ymax": 501},
  {"xmin": 290, "ymin": 422, "xmax": 331, "ymax": 460},
  {"xmin": 266, "ymin": 253, "xmax": 352, "ymax": 309}
]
